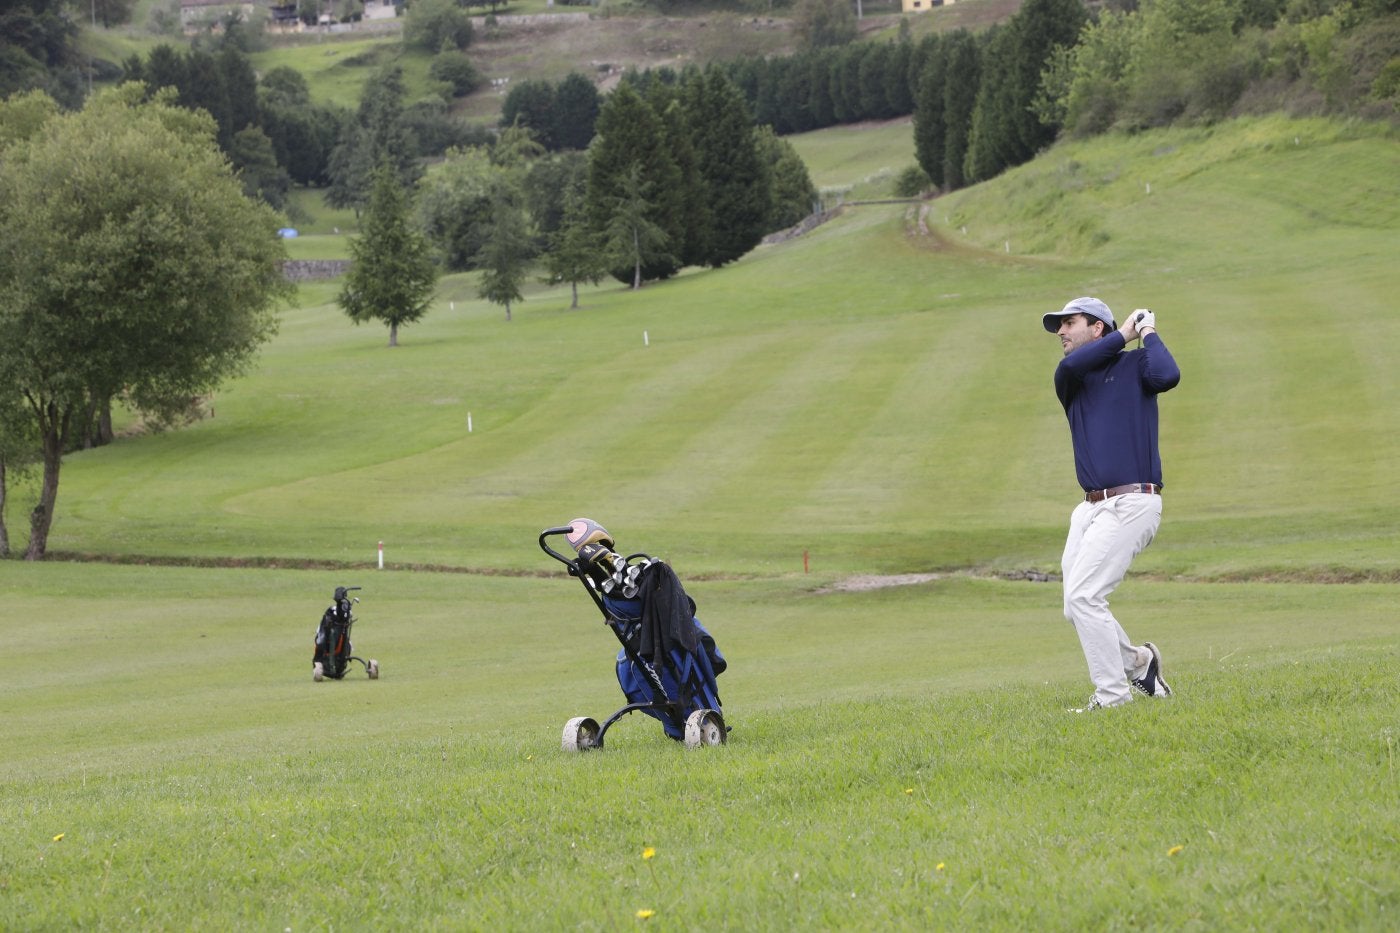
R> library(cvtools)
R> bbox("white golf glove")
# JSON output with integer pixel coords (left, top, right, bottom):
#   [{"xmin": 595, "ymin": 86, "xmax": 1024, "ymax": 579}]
[{"xmin": 1132, "ymin": 309, "xmax": 1156, "ymax": 333}]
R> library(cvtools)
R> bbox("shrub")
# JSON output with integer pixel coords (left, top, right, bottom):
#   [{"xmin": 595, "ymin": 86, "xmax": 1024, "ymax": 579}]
[
  {"xmin": 429, "ymin": 51, "xmax": 481, "ymax": 97},
  {"xmin": 894, "ymin": 164, "xmax": 932, "ymax": 197},
  {"xmin": 403, "ymin": 0, "xmax": 472, "ymax": 52}
]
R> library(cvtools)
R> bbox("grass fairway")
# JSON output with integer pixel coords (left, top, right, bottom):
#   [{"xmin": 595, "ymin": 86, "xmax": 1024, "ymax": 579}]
[
  {"xmin": 4, "ymin": 563, "xmax": 1397, "ymax": 927},
  {"xmin": 786, "ymin": 116, "xmax": 918, "ymax": 201},
  {"xmin": 5, "ymin": 115, "xmax": 1400, "ymax": 927}
]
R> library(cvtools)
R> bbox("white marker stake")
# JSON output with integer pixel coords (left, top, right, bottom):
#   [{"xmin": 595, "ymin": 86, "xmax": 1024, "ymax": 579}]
[
  {"xmin": 644, "ymin": 330, "xmax": 649, "ymax": 347},
  {"xmin": 378, "ymin": 540, "xmax": 384, "ymax": 570},
  {"xmin": 450, "ymin": 301, "xmax": 455, "ymax": 311},
  {"xmin": 467, "ymin": 412, "xmax": 473, "ymax": 433}
]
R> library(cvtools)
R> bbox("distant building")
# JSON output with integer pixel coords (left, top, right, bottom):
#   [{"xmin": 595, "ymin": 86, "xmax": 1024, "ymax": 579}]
[
  {"xmin": 362, "ymin": 0, "xmax": 397, "ymax": 20},
  {"xmin": 179, "ymin": 0, "xmax": 257, "ymax": 27},
  {"xmin": 901, "ymin": 0, "xmax": 951, "ymax": 11}
]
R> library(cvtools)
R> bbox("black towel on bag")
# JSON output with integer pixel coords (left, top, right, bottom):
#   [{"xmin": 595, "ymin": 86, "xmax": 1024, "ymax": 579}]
[{"xmin": 636, "ymin": 561, "xmax": 699, "ymax": 662}]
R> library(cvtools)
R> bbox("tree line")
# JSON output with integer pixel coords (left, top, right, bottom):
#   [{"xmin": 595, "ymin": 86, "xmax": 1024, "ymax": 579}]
[
  {"xmin": 346, "ymin": 66, "xmax": 818, "ymax": 336},
  {"xmin": 115, "ymin": 12, "xmax": 493, "ymax": 217},
  {"xmin": 595, "ymin": 0, "xmax": 1396, "ymax": 194},
  {"xmin": 723, "ymin": 0, "xmax": 1396, "ymax": 192}
]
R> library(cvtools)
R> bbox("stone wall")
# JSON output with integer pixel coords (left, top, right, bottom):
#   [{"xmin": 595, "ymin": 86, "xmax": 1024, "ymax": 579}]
[{"xmin": 282, "ymin": 260, "xmax": 350, "ymax": 281}]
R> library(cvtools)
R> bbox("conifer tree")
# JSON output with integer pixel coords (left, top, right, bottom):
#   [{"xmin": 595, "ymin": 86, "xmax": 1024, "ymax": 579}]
[
  {"xmin": 964, "ymin": 0, "xmax": 1086, "ymax": 182},
  {"xmin": 754, "ymin": 125, "xmax": 819, "ymax": 232},
  {"xmin": 339, "ymin": 162, "xmax": 437, "ymax": 346},
  {"xmin": 680, "ymin": 70, "xmax": 770, "ymax": 268},
  {"xmin": 541, "ymin": 183, "xmax": 606, "ymax": 310},
  {"xmin": 913, "ymin": 34, "xmax": 949, "ymax": 188},
  {"xmin": 942, "ymin": 30, "xmax": 981, "ymax": 191},
  {"xmin": 475, "ymin": 185, "xmax": 532, "ymax": 321},
  {"xmin": 553, "ymin": 72, "xmax": 601, "ymax": 151},
  {"xmin": 603, "ymin": 164, "xmax": 674, "ymax": 290},
  {"xmin": 327, "ymin": 65, "xmax": 420, "ymax": 213},
  {"xmin": 585, "ymin": 82, "xmax": 684, "ymax": 285}
]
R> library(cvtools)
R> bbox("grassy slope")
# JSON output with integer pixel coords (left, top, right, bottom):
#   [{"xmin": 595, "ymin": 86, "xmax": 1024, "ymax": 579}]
[
  {"xmin": 23, "ymin": 117, "xmax": 1400, "ymax": 581},
  {"xmin": 787, "ymin": 116, "xmax": 918, "ymax": 201}
]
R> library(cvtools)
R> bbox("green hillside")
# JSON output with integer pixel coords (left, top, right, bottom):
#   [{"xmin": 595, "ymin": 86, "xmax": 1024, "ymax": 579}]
[{"xmin": 17, "ymin": 114, "xmax": 1399, "ymax": 583}]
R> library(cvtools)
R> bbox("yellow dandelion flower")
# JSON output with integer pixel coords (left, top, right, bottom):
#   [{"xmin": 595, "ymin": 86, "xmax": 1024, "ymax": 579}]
[
  {"xmin": 904, "ymin": 788, "xmax": 914, "ymax": 795},
  {"xmin": 936, "ymin": 862, "xmax": 945, "ymax": 871},
  {"xmin": 1168, "ymin": 845, "xmax": 1184, "ymax": 857},
  {"xmin": 52, "ymin": 833, "xmax": 65, "ymax": 842},
  {"xmin": 635, "ymin": 909, "xmax": 656, "ymax": 920},
  {"xmin": 642, "ymin": 847, "xmax": 656, "ymax": 860}
]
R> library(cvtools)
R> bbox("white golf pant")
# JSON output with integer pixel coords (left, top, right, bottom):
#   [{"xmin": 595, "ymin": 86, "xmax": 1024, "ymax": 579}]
[{"xmin": 1061, "ymin": 493, "xmax": 1162, "ymax": 707}]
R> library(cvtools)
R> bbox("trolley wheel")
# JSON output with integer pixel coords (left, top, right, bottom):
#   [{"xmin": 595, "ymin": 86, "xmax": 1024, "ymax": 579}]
[
  {"xmin": 684, "ymin": 709, "xmax": 726, "ymax": 749},
  {"xmin": 313, "ymin": 661, "xmax": 324, "ymax": 682},
  {"xmin": 367, "ymin": 659, "xmax": 379, "ymax": 679},
  {"xmin": 561, "ymin": 716, "xmax": 601, "ymax": 752}
]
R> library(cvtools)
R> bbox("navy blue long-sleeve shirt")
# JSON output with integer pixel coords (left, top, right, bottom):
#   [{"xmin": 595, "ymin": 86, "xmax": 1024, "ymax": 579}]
[{"xmin": 1054, "ymin": 331, "xmax": 1181, "ymax": 492}]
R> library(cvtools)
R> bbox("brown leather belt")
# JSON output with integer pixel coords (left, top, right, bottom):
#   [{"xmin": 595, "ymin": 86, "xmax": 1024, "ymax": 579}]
[{"xmin": 1085, "ymin": 483, "xmax": 1161, "ymax": 503}]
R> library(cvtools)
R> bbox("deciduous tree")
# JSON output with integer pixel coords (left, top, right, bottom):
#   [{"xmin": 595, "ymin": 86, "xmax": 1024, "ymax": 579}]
[
  {"xmin": 0, "ymin": 85, "xmax": 290, "ymax": 559},
  {"xmin": 416, "ymin": 145, "xmax": 500, "ymax": 270}
]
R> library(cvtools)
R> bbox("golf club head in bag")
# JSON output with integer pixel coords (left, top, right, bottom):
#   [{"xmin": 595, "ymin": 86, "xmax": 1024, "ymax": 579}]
[
  {"xmin": 566, "ymin": 517, "xmax": 614, "ymax": 552},
  {"xmin": 567, "ymin": 518, "xmax": 625, "ymax": 587}
]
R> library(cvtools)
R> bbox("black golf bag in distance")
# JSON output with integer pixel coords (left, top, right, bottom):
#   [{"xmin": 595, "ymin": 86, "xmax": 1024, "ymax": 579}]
[
  {"xmin": 539, "ymin": 518, "xmax": 728, "ymax": 751},
  {"xmin": 312, "ymin": 586, "xmax": 380, "ymax": 681}
]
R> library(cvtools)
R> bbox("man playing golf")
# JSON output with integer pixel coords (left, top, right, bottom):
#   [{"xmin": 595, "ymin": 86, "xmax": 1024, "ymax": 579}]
[{"xmin": 1044, "ymin": 297, "xmax": 1180, "ymax": 712}]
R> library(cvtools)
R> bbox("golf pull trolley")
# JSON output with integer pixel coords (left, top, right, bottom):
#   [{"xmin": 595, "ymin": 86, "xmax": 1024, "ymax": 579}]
[
  {"xmin": 311, "ymin": 585, "xmax": 380, "ymax": 682},
  {"xmin": 539, "ymin": 520, "xmax": 728, "ymax": 752}
]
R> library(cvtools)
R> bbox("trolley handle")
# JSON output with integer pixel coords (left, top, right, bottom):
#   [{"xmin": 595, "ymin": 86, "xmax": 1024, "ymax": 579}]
[{"xmin": 538, "ymin": 526, "xmax": 579, "ymax": 568}]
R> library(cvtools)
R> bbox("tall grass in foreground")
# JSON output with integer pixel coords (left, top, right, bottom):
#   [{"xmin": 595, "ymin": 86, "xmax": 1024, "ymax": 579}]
[
  {"xmin": 4, "ymin": 563, "xmax": 1397, "ymax": 928},
  {"xmin": 7, "ymin": 649, "xmax": 1397, "ymax": 929}
]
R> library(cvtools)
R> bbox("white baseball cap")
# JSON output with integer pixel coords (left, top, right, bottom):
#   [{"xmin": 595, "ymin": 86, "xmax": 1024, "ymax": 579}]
[{"xmin": 1043, "ymin": 297, "xmax": 1115, "ymax": 333}]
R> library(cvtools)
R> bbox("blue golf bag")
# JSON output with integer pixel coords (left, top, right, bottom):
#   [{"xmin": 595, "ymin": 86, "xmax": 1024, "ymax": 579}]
[
  {"xmin": 607, "ymin": 596, "xmax": 726, "ymax": 740},
  {"xmin": 539, "ymin": 519, "xmax": 729, "ymax": 750}
]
